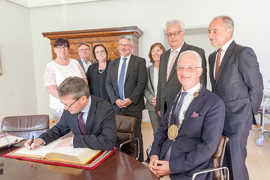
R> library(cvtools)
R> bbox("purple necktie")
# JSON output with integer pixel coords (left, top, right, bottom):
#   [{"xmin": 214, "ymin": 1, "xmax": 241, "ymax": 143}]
[
  {"xmin": 173, "ymin": 92, "xmax": 187, "ymax": 124},
  {"xmin": 78, "ymin": 112, "xmax": 86, "ymax": 135}
]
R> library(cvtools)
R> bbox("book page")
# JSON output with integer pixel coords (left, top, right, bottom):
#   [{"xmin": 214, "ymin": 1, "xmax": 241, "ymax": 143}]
[
  {"xmin": 13, "ymin": 140, "xmax": 60, "ymax": 157},
  {"xmin": 11, "ymin": 137, "xmax": 100, "ymax": 164},
  {"xmin": 0, "ymin": 134, "xmax": 24, "ymax": 149}
]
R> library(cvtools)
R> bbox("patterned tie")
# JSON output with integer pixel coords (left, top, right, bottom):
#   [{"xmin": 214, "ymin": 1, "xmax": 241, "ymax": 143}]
[
  {"xmin": 118, "ymin": 57, "xmax": 127, "ymax": 99},
  {"xmin": 174, "ymin": 92, "xmax": 188, "ymax": 124},
  {"xmin": 167, "ymin": 50, "xmax": 178, "ymax": 80},
  {"xmin": 215, "ymin": 49, "xmax": 222, "ymax": 79},
  {"xmin": 78, "ymin": 112, "xmax": 86, "ymax": 135}
]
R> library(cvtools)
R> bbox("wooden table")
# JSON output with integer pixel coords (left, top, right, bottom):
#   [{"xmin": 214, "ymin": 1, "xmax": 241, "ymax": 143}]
[{"xmin": 0, "ymin": 147, "xmax": 158, "ymax": 180}]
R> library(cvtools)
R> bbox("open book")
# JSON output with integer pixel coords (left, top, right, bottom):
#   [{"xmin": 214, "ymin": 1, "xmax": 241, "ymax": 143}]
[
  {"xmin": 11, "ymin": 137, "xmax": 101, "ymax": 165},
  {"xmin": 0, "ymin": 133, "xmax": 24, "ymax": 149}
]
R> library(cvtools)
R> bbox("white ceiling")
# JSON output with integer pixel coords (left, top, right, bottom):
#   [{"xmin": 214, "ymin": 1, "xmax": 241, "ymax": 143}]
[{"xmin": 7, "ymin": 0, "xmax": 104, "ymax": 8}]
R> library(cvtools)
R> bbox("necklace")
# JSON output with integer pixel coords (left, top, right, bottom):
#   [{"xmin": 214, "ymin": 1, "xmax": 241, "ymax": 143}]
[
  {"xmin": 98, "ymin": 69, "xmax": 105, "ymax": 73},
  {"xmin": 167, "ymin": 86, "xmax": 201, "ymax": 141}
]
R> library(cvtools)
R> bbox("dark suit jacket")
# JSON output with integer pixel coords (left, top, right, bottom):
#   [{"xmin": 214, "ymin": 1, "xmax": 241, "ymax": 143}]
[
  {"xmin": 78, "ymin": 59, "xmax": 92, "ymax": 72},
  {"xmin": 150, "ymin": 87, "xmax": 225, "ymax": 180},
  {"xmin": 39, "ymin": 96, "xmax": 117, "ymax": 150},
  {"xmin": 86, "ymin": 62, "xmax": 110, "ymax": 102},
  {"xmin": 105, "ymin": 55, "xmax": 147, "ymax": 113},
  {"xmin": 156, "ymin": 42, "xmax": 207, "ymax": 116},
  {"xmin": 209, "ymin": 41, "xmax": 264, "ymax": 135}
]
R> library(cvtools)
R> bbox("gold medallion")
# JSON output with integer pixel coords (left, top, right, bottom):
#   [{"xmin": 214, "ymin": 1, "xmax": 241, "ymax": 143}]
[{"xmin": 168, "ymin": 124, "xmax": 179, "ymax": 141}]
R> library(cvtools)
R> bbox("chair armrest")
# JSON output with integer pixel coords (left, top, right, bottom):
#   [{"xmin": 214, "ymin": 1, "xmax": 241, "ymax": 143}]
[
  {"xmin": 192, "ymin": 166, "xmax": 229, "ymax": 180},
  {"xmin": 119, "ymin": 137, "xmax": 140, "ymax": 160}
]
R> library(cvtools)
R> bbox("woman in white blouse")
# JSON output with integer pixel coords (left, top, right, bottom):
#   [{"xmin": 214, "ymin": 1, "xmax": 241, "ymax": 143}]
[
  {"xmin": 44, "ymin": 38, "xmax": 87, "ymax": 123},
  {"xmin": 144, "ymin": 43, "xmax": 165, "ymax": 134}
]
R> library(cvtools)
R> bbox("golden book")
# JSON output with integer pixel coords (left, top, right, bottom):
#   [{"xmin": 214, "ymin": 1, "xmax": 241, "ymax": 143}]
[{"xmin": 10, "ymin": 137, "xmax": 101, "ymax": 165}]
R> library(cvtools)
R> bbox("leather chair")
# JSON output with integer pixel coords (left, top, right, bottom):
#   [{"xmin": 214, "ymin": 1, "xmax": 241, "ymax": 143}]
[
  {"xmin": 1, "ymin": 115, "xmax": 49, "ymax": 139},
  {"xmin": 192, "ymin": 136, "xmax": 230, "ymax": 180},
  {"xmin": 115, "ymin": 114, "xmax": 140, "ymax": 160}
]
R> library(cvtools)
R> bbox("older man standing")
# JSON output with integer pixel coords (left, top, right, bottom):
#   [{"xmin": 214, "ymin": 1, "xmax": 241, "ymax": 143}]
[
  {"xmin": 208, "ymin": 16, "xmax": 264, "ymax": 180},
  {"xmin": 149, "ymin": 51, "xmax": 225, "ymax": 180},
  {"xmin": 77, "ymin": 43, "xmax": 93, "ymax": 72},
  {"xmin": 106, "ymin": 36, "xmax": 147, "ymax": 161},
  {"xmin": 156, "ymin": 20, "xmax": 207, "ymax": 117}
]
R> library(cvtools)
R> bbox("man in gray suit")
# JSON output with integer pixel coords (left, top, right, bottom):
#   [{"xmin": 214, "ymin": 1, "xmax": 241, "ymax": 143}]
[
  {"xmin": 77, "ymin": 43, "xmax": 93, "ymax": 72},
  {"xmin": 208, "ymin": 16, "xmax": 264, "ymax": 180},
  {"xmin": 156, "ymin": 20, "xmax": 207, "ymax": 117},
  {"xmin": 106, "ymin": 36, "xmax": 147, "ymax": 161}
]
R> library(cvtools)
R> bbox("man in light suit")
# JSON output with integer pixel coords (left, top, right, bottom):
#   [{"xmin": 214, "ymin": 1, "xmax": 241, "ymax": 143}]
[
  {"xmin": 208, "ymin": 16, "xmax": 264, "ymax": 180},
  {"xmin": 149, "ymin": 50, "xmax": 225, "ymax": 180},
  {"xmin": 25, "ymin": 77, "xmax": 116, "ymax": 151},
  {"xmin": 106, "ymin": 36, "xmax": 147, "ymax": 161},
  {"xmin": 77, "ymin": 43, "xmax": 93, "ymax": 72},
  {"xmin": 156, "ymin": 20, "xmax": 207, "ymax": 117}
]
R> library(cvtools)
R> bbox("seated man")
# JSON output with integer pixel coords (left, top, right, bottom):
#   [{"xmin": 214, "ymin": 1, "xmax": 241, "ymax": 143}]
[
  {"xmin": 25, "ymin": 77, "xmax": 116, "ymax": 150},
  {"xmin": 148, "ymin": 50, "xmax": 225, "ymax": 180}
]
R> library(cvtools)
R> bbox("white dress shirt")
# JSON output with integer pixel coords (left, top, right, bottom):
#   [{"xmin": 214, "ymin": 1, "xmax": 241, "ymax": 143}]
[
  {"xmin": 178, "ymin": 83, "xmax": 201, "ymax": 125},
  {"xmin": 166, "ymin": 44, "xmax": 183, "ymax": 75}
]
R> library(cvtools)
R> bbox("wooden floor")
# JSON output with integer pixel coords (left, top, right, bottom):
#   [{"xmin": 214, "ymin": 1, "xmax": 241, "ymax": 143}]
[{"xmin": 141, "ymin": 123, "xmax": 270, "ymax": 180}]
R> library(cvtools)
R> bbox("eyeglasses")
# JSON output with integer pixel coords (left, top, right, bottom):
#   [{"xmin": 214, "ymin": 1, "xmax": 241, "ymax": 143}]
[
  {"xmin": 62, "ymin": 98, "xmax": 80, "ymax": 110},
  {"xmin": 176, "ymin": 66, "xmax": 201, "ymax": 71},
  {"xmin": 95, "ymin": 50, "xmax": 106, "ymax": 54},
  {"xmin": 55, "ymin": 45, "xmax": 68, "ymax": 50},
  {"xmin": 78, "ymin": 48, "xmax": 90, "ymax": 51},
  {"xmin": 119, "ymin": 43, "xmax": 131, "ymax": 47},
  {"xmin": 167, "ymin": 31, "xmax": 182, "ymax": 37}
]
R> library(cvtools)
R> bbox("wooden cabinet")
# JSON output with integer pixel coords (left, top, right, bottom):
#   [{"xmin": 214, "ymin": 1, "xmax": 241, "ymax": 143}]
[{"xmin": 42, "ymin": 26, "xmax": 143, "ymax": 61}]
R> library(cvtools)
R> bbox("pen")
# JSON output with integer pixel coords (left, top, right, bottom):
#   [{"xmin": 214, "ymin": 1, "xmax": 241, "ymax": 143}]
[{"xmin": 29, "ymin": 135, "xmax": 34, "ymax": 149}]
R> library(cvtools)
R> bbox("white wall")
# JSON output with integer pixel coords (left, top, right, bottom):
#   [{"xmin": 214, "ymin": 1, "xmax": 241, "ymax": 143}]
[
  {"xmin": 0, "ymin": 0, "xmax": 36, "ymax": 122},
  {"xmin": 29, "ymin": 0, "xmax": 270, "ymax": 116}
]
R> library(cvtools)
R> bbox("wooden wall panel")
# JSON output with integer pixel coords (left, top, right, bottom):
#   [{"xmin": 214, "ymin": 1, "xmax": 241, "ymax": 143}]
[{"xmin": 42, "ymin": 26, "xmax": 143, "ymax": 61}]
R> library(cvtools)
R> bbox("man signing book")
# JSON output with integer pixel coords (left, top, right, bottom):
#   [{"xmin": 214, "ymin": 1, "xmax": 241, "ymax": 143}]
[{"xmin": 25, "ymin": 77, "xmax": 117, "ymax": 150}]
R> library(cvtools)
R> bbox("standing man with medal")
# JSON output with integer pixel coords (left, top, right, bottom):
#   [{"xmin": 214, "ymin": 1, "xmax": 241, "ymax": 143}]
[{"xmin": 148, "ymin": 50, "xmax": 225, "ymax": 180}]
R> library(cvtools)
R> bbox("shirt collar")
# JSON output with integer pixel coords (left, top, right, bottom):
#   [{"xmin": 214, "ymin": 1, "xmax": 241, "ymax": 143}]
[
  {"xmin": 220, "ymin": 39, "xmax": 233, "ymax": 52},
  {"xmin": 121, "ymin": 55, "xmax": 131, "ymax": 61},
  {"xmin": 182, "ymin": 83, "xmax": 201, "ymax": 95},
  {"xmin": 170, "ymin": 42, "xmax": 184, "ymax": 53},
  {"xmin": 81, "ymin": 96, "xmax": 91, "ymax": 114},
  {"xmin": 81, "ymin": 58, "xmax": 91, "ymax": 65}
]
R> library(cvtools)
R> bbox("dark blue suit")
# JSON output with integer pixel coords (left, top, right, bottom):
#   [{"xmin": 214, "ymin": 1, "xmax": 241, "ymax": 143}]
[
  {"xmin": 150, "ymin": 87, "xmax": 225, "ymax": 180},
  {"xmin": 209, "ymin": 41, "xmax": 263, "ymax": 180},
  {"xmin": 39, "ymin": 96, "xmax": 117, "ymax": 150}
]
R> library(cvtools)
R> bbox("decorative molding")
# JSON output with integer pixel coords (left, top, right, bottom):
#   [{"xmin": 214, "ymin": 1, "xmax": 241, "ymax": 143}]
[
  {"xmin": 8, "ymin": 0, "xmax": 104, "ymax": 8},
  {"xmin": 42, "ymin": 26, "xmax": 143, "ymax": 60}
]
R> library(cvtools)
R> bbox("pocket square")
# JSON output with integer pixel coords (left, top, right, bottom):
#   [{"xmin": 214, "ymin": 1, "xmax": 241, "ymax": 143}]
[{"xmin": 191, "ymin": 112, "xmax": 199, "ymax": 118}]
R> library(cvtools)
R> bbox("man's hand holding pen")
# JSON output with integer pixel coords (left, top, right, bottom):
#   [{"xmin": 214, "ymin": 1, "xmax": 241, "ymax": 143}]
[{"xmin": 24, "ymin": 136, "xmax": 43, "ymax": 150}]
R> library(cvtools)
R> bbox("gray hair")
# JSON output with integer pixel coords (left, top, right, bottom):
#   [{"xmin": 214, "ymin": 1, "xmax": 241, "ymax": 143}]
[
  {"xmin": 57, "ymin": 77, "xmax": 90, "ymax": 99},
  {"xmin": 119, "ymin": 35, "xmax": 134, "ymax": 46},
  {"xmin": 213, "ymin": 16, "xmax": 234, "ymax": 35},
  {"xmin": 165, "ymin": 19, "xmax": 185, "ymax": 32},
  {"xmin": 178, "ymin": 50, "xmax": 202, "ymax": 67}
]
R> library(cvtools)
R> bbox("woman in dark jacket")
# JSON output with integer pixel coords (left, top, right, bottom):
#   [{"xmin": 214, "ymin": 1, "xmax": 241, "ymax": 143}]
[{"xmin": 86, "ymin": 44, "xmax": 110, "ymax": 102}]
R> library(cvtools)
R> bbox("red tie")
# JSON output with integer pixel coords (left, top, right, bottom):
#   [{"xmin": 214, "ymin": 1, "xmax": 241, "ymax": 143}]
[
  {"xmin": 78, "ymin": 112, "xmax": 86, "ymax": 135},
  {"xmin": 215, "ymin": 49, "xmax": 222, "ymax": 79}
]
